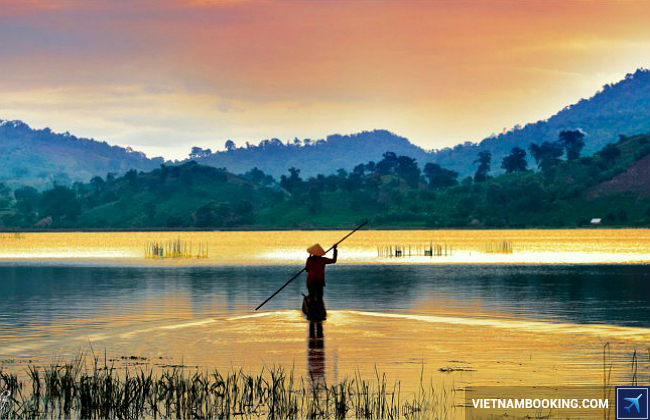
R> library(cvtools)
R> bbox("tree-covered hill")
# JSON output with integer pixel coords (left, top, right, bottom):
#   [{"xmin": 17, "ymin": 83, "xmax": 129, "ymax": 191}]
[
  {"xmin": 0, "ymin": 131, "xmax": 648, "ymax": 230},
  {"xmin": 0, "ymin": 163, "xmax": 283, "ymax": 229},
  {"xmin": 183, "ymin": 130, "xmax": 431, "ymax": 178},
  {"xmin": 0, "ymin": 120, "xmax": 164, "ymax": 188},
  {"xmin": 430, "ymin": 68, "xmax": 650, "ymax": 177}
]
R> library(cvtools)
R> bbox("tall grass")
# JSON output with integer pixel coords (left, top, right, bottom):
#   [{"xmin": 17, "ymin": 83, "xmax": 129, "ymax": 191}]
[{"xmin": 0, "ymin": 357, "xmax": 450, "ymax": 419}]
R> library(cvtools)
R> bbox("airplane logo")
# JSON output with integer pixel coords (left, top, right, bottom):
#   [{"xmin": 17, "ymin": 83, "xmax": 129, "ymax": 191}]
[
  {"xmin": 616, "ymin": 387, "xmax": 649, "ymax": 420},
  {"xmin": 625, "ymin": 395, "xmax": 642, "ymax": 414}
]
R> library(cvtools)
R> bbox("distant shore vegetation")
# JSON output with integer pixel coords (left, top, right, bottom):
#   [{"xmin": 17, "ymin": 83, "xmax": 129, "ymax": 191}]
[{"xmin": 0, "ymin": 131, "xmax": 649, "ymax": 230}]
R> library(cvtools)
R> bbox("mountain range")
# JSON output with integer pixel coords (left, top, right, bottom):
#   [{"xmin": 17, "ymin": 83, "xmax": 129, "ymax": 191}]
[
  {"xmin": 0, "ymin": 120, "xmax": 163, "ymax": 188},
  {"xmin": 2, "ymin": 68, "xmax": 650, "ymax": 186}
]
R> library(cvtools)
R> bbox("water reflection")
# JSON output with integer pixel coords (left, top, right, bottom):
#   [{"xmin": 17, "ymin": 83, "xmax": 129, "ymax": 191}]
[
  {"xmin": 1, "ymin": 264, "xmax": 649, "ymax": 333},
  {"xmin": 1, "ymin": 262, "xmax": 648, "ymax": 393},
  {"xmin": 307, "ymin": 322, "xmax": 325, "ymax": 384}
]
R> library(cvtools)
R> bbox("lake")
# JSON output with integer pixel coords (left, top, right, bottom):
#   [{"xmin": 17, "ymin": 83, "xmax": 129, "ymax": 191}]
[{"xmin": 0, "ymin": 229, "xmax": 649, "ymax": 398}]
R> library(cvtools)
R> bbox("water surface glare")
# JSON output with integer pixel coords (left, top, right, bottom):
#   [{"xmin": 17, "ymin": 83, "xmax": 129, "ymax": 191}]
[{"xmin": 0, "ymin": 229, "xmax": 648, "ymax": 264}]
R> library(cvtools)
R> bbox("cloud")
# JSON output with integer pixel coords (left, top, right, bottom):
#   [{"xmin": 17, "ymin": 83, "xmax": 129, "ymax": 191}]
[{"xmin": 1, "ymin": 0, "xmax": 650, "ymax": 158}]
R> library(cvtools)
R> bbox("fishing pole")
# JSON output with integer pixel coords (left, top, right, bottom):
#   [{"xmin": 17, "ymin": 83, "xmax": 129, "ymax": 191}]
[{"xmin": 254, "ymin": 219, "xmax": 368, "ymax": 311}]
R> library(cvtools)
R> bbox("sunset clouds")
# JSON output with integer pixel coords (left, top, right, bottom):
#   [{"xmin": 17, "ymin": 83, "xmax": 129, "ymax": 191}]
[{"xmin": 2, "ymin": 0, "xmax": 650, "ymax": 158}]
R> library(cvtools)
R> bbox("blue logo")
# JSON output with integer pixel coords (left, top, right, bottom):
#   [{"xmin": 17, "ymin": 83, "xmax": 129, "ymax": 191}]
[{"xmin": 617, "ymin": 387, "xmax": 649, "ymax": 420}]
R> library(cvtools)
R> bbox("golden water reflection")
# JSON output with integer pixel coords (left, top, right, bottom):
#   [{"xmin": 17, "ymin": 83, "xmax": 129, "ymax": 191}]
[
  {"xmin": 0, "ymin": 229, "xmax": 648, "ymax": 264},
  {"xmin": 2, "ymin": 305, "xmax": 647, "ymax": 394}
]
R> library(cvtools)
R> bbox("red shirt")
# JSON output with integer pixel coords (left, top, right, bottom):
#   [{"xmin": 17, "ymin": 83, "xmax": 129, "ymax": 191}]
[{"xmin": 305, "ymin": 255, "xmax": 336, "ymax": 288}]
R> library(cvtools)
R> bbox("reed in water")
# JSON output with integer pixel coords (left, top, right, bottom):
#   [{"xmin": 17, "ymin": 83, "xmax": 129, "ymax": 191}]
[
  {"xmin": 144, "ymin": 239, "xmax": 208, "ymax": 259},
  {"xmin": 0, "ymin": 357, "xmax": 449, "ymax": 419},
  {"xmin": 377, "ymin": 242, "xmax": 453, "ymax": 258},
  {"xmin": 484, "ymin": 240, "xmax": 514, "ymax": 254}
]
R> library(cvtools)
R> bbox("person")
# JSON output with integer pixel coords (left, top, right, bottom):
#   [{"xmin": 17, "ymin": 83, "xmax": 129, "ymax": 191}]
[{"xmin": 305, "ymin": 243, "xmax": 337, "ymax": 302}]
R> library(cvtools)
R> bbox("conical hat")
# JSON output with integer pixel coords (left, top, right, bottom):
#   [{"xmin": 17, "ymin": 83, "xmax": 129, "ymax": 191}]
[{"xmin": 307, "ymin": 243, "xmax": 326, "ymax": 256}]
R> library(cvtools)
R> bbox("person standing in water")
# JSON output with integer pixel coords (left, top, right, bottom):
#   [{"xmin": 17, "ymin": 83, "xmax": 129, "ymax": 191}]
[{"xmin": 305, "ymin": 243, "xmax": 338, "ymax": 301}]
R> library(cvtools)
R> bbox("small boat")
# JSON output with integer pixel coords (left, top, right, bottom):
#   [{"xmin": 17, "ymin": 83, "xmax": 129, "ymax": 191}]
[{"xmin": 302, "ymin": 294, "xmax": 327, "ymax": 322}]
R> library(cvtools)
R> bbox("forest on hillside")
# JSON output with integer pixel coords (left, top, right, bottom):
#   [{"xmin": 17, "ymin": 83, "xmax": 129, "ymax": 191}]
[
  {"xmin": 430, "ymin": 68, "xmax": 650, "ymax": 176},
  {"xmin": 0, "ymin": 130, "xmax": 649, "ymax": 230}
]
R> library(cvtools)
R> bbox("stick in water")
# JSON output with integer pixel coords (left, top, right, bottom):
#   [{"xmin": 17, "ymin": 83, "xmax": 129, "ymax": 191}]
[{"xmin": 254, "ymin": 220, "xmax": 368, "ymax": 311}]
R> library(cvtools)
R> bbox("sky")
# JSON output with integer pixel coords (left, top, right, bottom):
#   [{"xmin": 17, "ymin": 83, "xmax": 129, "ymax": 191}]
[{"xmin": 2, "ymin": 0, "xmax": 650, "ymax": 160}]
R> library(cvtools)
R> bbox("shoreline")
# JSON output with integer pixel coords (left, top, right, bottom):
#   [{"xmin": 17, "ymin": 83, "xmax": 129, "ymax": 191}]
[
  {"xmin": 1, "ymin": 226, "xmax": 649, "ymax": 233},
  {"xmin": 1, "ymin": 260, "xmax": 649, "ymax": 268}
]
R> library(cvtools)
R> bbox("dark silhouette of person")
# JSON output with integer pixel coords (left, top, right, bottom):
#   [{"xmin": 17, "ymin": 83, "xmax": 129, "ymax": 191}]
[{"xmin": 305, "ymin": 243, "xmax": 337, "ymax": 301}]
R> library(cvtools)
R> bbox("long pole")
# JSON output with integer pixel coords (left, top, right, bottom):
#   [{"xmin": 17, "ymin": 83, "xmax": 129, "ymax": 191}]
[{"xmin": 255, "ymin": 220, "xmax": 368, "ymax": 311}]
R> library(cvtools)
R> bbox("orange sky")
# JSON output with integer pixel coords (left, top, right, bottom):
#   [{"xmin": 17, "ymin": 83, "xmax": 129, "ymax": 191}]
[{"xmin": 1, "ymin": 0, "xmax": 650, "ymax": 159}]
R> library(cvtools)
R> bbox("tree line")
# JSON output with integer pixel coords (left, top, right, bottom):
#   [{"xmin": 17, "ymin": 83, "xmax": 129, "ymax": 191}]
[{"xmin": 0, "ymin": 128, "xmax": 646, "ymax": 229}]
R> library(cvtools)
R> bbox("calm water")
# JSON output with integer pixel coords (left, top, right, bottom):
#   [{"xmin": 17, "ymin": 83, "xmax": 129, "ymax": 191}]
[
  {"xmin": 1, "ymin": 264, "xmax": 650, "ymax": 331},
  {"xmin": 1, "ymin": 230, "xmax": 649, "ymax": 394}
]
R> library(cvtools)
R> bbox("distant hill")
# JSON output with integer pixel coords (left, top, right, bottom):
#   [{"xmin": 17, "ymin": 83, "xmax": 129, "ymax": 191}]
[
  {"xmin": 184, "ymin": 69, "xmax": 650, "ymax": 179},
  {"xmin": 3, "ymin": 68, "xmax": 650, "ymax": 186},
  {"xmin": 184, "ymin": 130, "xmax": 431, "ymax": 178},
  {"xmin": 430, "ymin": 68, "xmax": 650, "ymax": 176},
  {"xmin": 0, "ymin": 120, "xmax": 163, "ymax": 188}
]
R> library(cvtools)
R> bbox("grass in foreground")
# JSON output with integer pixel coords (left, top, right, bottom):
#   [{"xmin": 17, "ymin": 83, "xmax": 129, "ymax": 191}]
[{"xmin": 0, "ymin": 357, "xmax": 450, "ymax": 419}]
